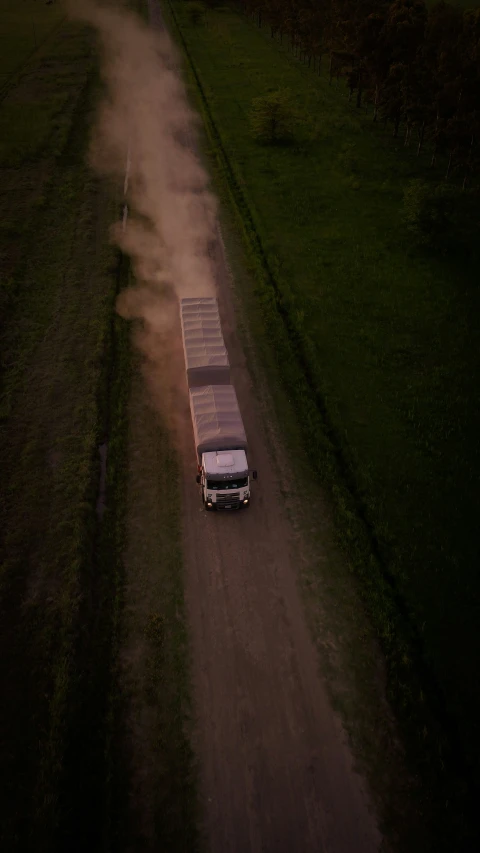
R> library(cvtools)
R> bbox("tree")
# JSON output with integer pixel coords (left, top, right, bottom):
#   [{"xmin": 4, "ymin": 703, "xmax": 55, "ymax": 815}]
[
  {"xmin": 456, "ymin": 9, "xmax": 480, "ymax": 184},
  {"xmin": 264, "ymin": 0, "xmax": 284, "ymax": 38},
  {"xmin": 400, "ymin": 56, "xmax": 435, "ymax": 149},
  {"xmin": 250, "ymin": 89, "xmax": 295, "ymax": 143},
  {"xmin": 238, "ymin": 0, "xmax": 480, "ymax": 179},
  {"xmin": 296, "ymin": 0, "xmax": 327, "ymax": 68},
  {"xmin": 384, "ymin": 0, "xmax": 428, "ymax": 65},
  {"xmin": 355, "ymin": 8, "xmax": 391, "ymax": 118},
  {"xmin": 283, "ymin": 0, "xmax": 302, "ymax": 52},
  {"xmin": 381, "ymin": 61, "xmax": 406, "ymax": 135}
]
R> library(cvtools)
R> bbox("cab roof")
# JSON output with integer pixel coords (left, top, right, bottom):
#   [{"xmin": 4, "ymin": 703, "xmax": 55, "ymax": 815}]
[{"xmin": 203, "ymin": 449, "xmax": 248, "ymax": 479}]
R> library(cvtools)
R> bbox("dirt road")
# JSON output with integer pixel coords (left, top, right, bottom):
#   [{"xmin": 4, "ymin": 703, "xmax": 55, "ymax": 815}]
[{"xmin": 144, "ymin": 2, "xmax": 382, "ymax": 850}]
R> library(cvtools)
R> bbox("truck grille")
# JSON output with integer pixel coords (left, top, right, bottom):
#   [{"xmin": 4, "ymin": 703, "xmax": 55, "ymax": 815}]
[{"xmin": 215, "ymin": 492, "xmax": 240, "ymax": 509}]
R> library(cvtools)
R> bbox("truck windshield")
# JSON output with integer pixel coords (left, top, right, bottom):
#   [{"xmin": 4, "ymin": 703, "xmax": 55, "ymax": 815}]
[{"xmin": 207, "ymin": 477, "xmax": 248, "ymax": 490}]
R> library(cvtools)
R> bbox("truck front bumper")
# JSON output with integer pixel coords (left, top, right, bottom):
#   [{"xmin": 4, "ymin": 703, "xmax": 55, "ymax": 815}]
[{"xmin": 206, "ymin": 497, "xmax": 250, "ymax": 510}]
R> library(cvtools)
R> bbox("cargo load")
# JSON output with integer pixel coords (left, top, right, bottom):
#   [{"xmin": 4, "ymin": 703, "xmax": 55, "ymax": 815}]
[
  {"xmin": 189, "ymin": 384, "xmax": 248, "ymax": 461},
  {"xmin": 180, "ymin": 297, "xmax": 231, "ymax": 388}
]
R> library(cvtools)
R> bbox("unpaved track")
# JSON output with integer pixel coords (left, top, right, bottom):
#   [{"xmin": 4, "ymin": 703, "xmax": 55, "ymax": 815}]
[{"xmin": 149, "ymin": 2, "xmax": 382, "ymax": 850}]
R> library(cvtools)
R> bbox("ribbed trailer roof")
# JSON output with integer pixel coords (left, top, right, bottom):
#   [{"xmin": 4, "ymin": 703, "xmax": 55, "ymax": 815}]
[
  {"xmin": 180, "ymin": 297, "xmax": 231, "ymax": 388},
  {"xmin": 189, "ymin": 384, "xmax": 247, "ymax": 460}
]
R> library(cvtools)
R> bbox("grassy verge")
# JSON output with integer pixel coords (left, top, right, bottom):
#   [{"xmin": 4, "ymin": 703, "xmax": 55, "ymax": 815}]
[
  {"xmin": 165, "ymin": 2, "xmax": 479, "ymax": 849},
  {"xmin": 50, "ymin": 243, "xmax": 134, "ymax": 853},
  {"xmin": 101, "ymin": 353, "xmax": 200, "ymax": 853}
]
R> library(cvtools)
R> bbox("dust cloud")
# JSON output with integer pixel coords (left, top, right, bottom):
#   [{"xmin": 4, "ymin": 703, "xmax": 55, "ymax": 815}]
[{"xmin": 67, "ymin": 0, "xmax": 218, "ymax": 435}]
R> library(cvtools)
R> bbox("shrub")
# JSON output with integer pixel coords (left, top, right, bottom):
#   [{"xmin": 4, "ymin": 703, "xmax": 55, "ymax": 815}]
[{"xmin": 250, "ymin": 89, "xmax": 295, "ymax": 145}]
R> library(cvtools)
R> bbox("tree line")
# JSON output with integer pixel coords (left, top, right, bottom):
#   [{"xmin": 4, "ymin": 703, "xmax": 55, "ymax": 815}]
[{"xmin": 233, "ymin": 0, "xmax": 480, "ymax": 187}]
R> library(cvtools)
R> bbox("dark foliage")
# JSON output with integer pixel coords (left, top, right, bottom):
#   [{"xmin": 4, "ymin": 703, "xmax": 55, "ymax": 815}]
[{"xmin": 239, "ymin": 0, "xmax": 480, "ymax": 184}]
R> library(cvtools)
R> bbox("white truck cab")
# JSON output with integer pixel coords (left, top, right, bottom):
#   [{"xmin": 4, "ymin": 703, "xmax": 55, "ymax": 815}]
[{"xmin": 196, "ymin": 449, "xmax": 256, "ymax": 510}]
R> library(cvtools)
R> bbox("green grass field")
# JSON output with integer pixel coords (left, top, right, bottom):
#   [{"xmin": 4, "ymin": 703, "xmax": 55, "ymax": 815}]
[{"xmin": 168, "ymin": 0, "xmax": 480, "ymax": 832}]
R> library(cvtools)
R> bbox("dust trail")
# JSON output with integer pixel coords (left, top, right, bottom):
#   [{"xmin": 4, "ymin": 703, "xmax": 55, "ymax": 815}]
[{"xmin": 67, "ymin": 0, "xmax": 218, "ymax": 434}]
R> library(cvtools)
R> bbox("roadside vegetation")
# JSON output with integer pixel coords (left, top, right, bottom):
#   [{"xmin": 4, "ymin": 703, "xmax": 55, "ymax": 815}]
[
  {"xmin": 240, "ymin": 0, "xmax": 480, "ymax": 195},
  {"xmin": 106, "ymin": 366, "xmax": 200, "ymax": 853},
  {"xmin": 166, "ymin": 1, "xmax": 480, "ymax": 849}
]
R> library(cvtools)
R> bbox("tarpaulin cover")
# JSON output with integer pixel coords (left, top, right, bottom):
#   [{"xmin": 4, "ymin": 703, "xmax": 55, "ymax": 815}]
[
  {"xmin": 180, "ymin": 297, "xmax": 231, "ymax": 388},
  {"xmin": 189, "ymin": 384, "xmax": 248, "ymax": 460}
]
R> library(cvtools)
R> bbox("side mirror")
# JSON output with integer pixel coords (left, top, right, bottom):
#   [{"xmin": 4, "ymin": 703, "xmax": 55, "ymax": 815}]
[
  {"xmin": 252, "ymin": 470, "xmax": 258, "ymax": 480},
  {"xmin": 196, "ymin": 474, "xmax": 201, "ymax": 484}
]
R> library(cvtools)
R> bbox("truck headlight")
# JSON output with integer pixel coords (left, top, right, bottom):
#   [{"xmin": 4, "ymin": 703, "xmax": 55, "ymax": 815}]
[{"xmin": 243, "ymin": 498, "xmax": 249, "ymax": 505}]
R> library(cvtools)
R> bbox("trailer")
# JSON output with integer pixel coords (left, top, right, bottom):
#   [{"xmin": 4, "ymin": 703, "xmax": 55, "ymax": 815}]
[
  {"xmin": 180, "ymin": 297, "xmax": 231, "ymax": 388},
  {"xmin": 180, "ymin": 297, "xmax": 257, "ymax": 510}
]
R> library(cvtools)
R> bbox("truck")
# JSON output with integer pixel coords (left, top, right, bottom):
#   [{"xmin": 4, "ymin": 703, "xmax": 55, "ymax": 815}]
[{"xmin": 180, "ymin": 297, "xmax": 257, "ymax": 510}]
